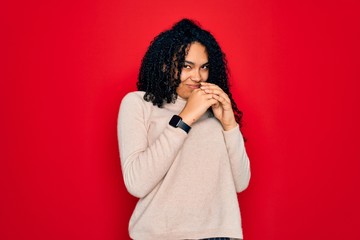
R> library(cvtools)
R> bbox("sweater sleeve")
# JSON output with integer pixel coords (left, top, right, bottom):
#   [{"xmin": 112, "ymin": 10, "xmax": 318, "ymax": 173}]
[
  {"xmin": 117, "ymin": 93, "xmax": 188, "ymax": 198},
  {"xmin": 223, "ymin": 125, "xmax": 251, "ymax": 193}
]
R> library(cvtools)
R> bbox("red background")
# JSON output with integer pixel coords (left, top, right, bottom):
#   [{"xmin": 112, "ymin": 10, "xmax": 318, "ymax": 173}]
[{"xmin": 1, "ymin": 0, "xmax": 360, "ymax": 239}]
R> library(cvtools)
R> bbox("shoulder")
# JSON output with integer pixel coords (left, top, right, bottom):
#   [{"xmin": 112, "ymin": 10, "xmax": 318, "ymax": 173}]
[
  {"xmin": 121, "ymin": 91, "xmax": 146, "ymax": 104},
  {"xmin": 119, "ymin": 91, "xmax": 154, "ymax": 116},
  {"xmin": 120, "ymin": 91, "xmax": 150, "ymax": 109}
]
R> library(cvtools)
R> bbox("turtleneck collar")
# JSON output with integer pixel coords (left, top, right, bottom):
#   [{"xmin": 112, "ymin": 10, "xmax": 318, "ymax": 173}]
[
  {"xmin": 176, "ymin": 95, "xmax": 187, "ymax": 103},
  {"xmin": 163, "ymin": 95, "xmax": 187, "ymax": 112}
]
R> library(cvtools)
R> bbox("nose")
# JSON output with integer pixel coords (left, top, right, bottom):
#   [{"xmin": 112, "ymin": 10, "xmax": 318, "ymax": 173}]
[{"xmin": 191, "ymin": 69, "xmax": 201, "ymax": 82}]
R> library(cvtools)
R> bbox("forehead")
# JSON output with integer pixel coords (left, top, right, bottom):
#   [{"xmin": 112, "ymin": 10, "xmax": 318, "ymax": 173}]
[{"xmin": 185, "ymin": 42, "xmax": 208, "ymax": 62}]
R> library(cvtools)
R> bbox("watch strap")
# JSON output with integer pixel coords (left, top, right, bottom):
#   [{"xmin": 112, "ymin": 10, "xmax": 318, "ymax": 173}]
[
  {"xmin": 169, "ymin": 115, "xmax": 191, "ymax": 134},
  {"xmin": 177, "ymin": 119, "xmax": 191, "ymax": 133}
]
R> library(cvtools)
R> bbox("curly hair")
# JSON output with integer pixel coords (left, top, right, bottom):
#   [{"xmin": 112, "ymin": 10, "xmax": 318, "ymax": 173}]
[{"xmin": 137, "ymin": 18, "xmax": 243, "ymax": 127}]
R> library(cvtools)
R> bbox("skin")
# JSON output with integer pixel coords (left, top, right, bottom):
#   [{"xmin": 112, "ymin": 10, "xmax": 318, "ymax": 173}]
[{"xmin": 177, "ymin": 42, "xmax": 237, "ymax": 131}]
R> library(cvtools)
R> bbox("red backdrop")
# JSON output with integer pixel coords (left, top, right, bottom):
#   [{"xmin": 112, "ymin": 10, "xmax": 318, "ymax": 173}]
[{"xmin": 1, "ymin": 0, "xmax": 360, "ymax": 239}]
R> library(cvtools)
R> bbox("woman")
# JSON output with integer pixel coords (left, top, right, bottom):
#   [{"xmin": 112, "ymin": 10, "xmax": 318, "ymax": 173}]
[{"xmin": 118, "ymin": 18, "xmax": 250, "ymax": 240}]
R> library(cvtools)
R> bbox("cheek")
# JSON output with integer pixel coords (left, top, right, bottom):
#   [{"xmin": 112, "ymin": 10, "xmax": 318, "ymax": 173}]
[
  {"xmin": 180, "ymin": 71, "xmax": 189, "ymax": 82},
  {"xmin": 203, "ymin": 71, "xmax": 209, "ymax": 81}
]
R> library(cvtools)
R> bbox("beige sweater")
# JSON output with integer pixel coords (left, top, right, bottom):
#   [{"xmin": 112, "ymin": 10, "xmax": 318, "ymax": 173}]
[{"xmin": 117, "ymin": 91, "xmax": 250, "ymax": 240}]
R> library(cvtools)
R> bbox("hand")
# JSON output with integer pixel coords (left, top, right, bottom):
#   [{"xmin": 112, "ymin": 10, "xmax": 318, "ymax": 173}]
[
  {"xmin": 200, "ymin": 82, "xmax": 237, "ymax": 131},
  {"xmin": 179, "ymin": 88, "xmax": 218, "ymax": 126}
]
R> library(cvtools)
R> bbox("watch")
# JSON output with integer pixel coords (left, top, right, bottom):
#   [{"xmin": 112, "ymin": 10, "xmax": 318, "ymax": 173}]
[{"xmin": 169, "ymin": 115, "xmax": 191, "ymax": 134}]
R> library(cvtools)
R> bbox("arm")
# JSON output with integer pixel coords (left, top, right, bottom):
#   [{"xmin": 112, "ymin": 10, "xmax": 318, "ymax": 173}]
[
  {"xmin": 199, "ymin": 82, "xmax": 251, "ymax": 192},
  {"xmin": 223, "ymin": 126, "xmax": 251, "ymax": 193},
  {"xmin": 117, "ymin": 93, "xmax": 187, "ymax": 198}
]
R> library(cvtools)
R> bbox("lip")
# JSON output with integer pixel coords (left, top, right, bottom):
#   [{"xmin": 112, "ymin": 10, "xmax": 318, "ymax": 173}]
[{"xmin": 186, "ymin": 84, "xmax": 200, "ymax": 89}]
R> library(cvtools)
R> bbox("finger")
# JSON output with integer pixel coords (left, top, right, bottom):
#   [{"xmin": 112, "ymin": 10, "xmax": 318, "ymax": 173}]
[
  {"xmin": 199, "ymin": 83, "xmax": 232, "ymax": 104},
  {"xmin": 203, "ymin": 89, "xmax": 231, "ymax": 104},
  {"xmin": 192, "ymin": 88, "xmax": 207, "ymax": 96},
  {"xmin": 212, "ymin": 94, "xmax": 232, "ymax": 108},
  {"xmin": 211, "ymin": 101, "xmax": 220, "ymax": 109},
  {"xmin": 200, "ymin": 82, "xmax": 218, "ymax": 87},
  {"xmin": 200, "ymin": 82, "xmax": 221, "ymax": 90},
  {"xmin": 200, "ymin": 84, "xmax": 228, "ymax": 96},
  {"xmin": 208, "ymin": 98, "xmax": 218, "ymax": 106}
]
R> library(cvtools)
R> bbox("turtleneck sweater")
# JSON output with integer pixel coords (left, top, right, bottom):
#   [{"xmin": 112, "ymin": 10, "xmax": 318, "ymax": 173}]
[{"xmin": 117, "ymin": 91, "xmax": 250, "ymax": 240}]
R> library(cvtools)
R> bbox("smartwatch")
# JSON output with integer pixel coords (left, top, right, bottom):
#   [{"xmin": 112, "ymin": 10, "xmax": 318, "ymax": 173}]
[{"xmin": 169, "ymin": 115, "xmax": 191, "ymax": 134}]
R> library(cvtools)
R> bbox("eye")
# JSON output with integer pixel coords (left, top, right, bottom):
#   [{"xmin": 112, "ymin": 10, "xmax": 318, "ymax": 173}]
[
  {"xmin": 202, "ymin": 65, "xmax": 209, "ymax": 70},
  {"xmin": 183, "ymin": 64, "xmax": 191, "ymax": 69}
]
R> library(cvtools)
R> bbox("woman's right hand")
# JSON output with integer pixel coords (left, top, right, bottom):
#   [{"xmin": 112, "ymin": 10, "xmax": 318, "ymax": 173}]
[{"xmin": 178, "ymin": 89, "xmax": 218, "ymax": 126}]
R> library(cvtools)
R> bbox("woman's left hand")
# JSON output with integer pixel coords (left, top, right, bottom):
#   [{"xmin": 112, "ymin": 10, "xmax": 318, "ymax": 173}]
[{"xmin": 200, "ymin": 82, "xmax": 237, "ymax": 131}]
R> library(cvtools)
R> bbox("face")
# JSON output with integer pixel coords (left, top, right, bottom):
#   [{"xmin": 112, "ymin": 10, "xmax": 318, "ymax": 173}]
[{"xmin": 176, "ymin": 42, "xmax": 209, "ymax": 99}]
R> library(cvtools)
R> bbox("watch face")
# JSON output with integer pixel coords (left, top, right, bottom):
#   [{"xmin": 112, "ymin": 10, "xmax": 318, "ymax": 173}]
[{"xmin": 169, "ymin": 115, "xmax": 182, "ymax": 127}]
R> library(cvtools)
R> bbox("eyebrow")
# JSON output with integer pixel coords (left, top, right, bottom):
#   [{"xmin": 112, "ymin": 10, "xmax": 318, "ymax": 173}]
[{"xmin": 184, "ymin": 60, "xmax": 209, "ymax": 66}]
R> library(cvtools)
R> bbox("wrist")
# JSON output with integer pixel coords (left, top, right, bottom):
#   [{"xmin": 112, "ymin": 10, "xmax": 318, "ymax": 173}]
[
  {"xmin": 222, "ymin": 121, "xmax": 238, "ymax": 131},
  {"xmin": 169, "ymin": 115, "xmax": 191, "ymax": 133},
  {"xmin": 178, "ymin": 112, "xmax": 196, "ymax": 126}
]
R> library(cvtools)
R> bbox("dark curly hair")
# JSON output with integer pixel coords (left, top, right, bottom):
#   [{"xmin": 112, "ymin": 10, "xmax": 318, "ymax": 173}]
[{"xmin": 137, "ymin": 18, "xmax": 243, "ymax": 127}]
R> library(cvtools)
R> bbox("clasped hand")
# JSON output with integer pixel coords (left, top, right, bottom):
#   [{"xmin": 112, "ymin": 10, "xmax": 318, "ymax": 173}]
[{"xmin": 179, "ymin": 82, "xmax": 237, "ymax": 131}]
